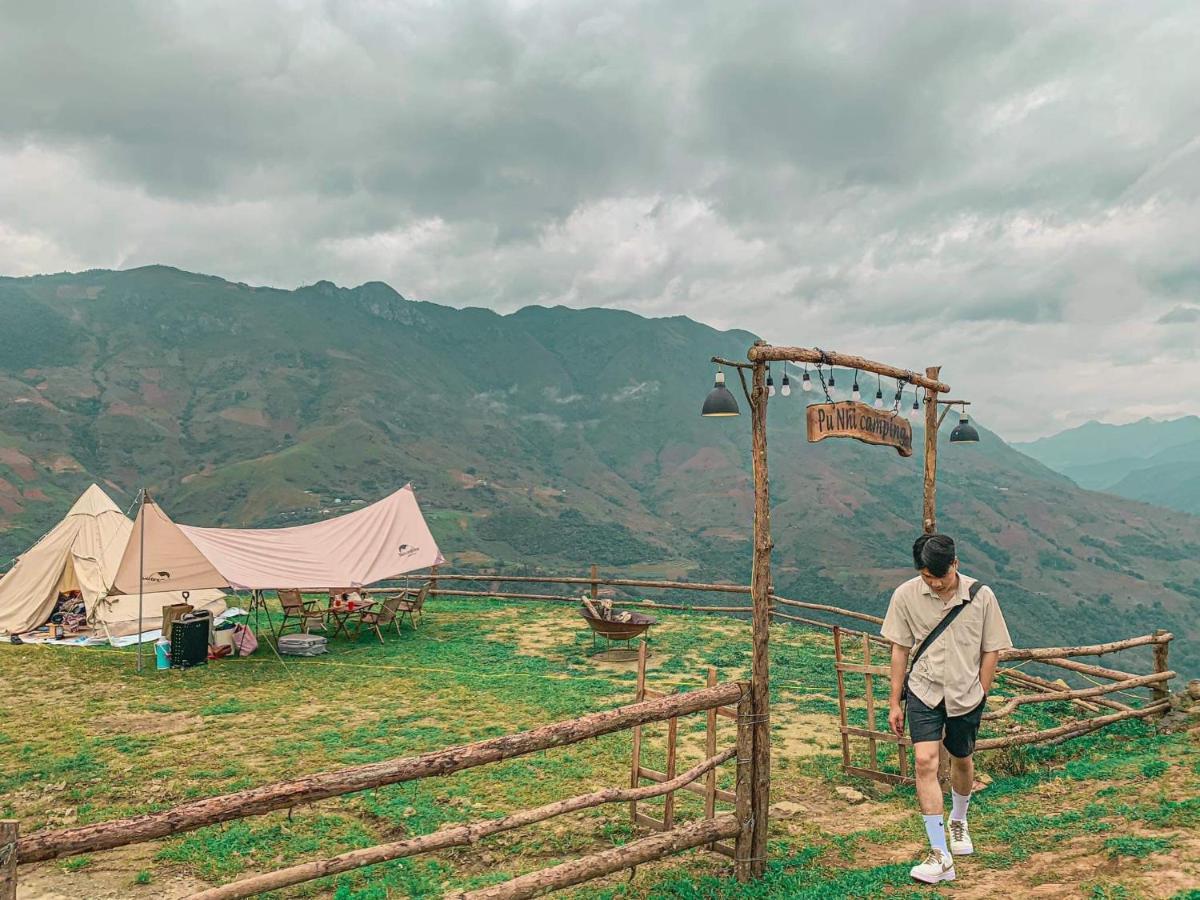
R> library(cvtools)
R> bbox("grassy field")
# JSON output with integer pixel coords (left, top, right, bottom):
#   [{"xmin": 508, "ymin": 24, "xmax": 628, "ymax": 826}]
[{"xmin": 1, "ymin": 598, "xmax": 1197, "ymax": 899}]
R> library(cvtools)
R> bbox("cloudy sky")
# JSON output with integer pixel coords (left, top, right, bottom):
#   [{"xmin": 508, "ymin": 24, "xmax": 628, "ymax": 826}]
[{"xmin": 2, "ymin": 1, "xmax": 1199, "ymax": 440}]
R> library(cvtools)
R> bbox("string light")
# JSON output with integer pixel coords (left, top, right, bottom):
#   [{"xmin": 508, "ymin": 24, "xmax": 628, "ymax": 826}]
[
  {"xmin": 873, "ymin": 373, "xmax": 884, "ymax": 409},
  {"xmin": 766, "ymin": 364, "xmax": 775, "ymax": 398},
  {"xmin": 910, "ymin": 392, "xmax": 922, "ymax": 421},
  {"xmin": 780, "ymin": 363, "xmax": 791, "ymax": 397},
  {"xmin": 827, "ymin": 368, "xmax": 837, "ymax": 398},
  {"xmin": 851, "ymin": 369, "xmax": 861, "ymax": 403},
  {"xmin": 801, "ymin": 364, "xmax": 813, "ymax": 392}
]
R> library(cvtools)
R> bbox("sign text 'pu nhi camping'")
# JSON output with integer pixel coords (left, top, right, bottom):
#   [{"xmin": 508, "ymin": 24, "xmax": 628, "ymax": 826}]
[{"xmin": 806, "ymin": 401, "xmax": 914, "ymax": 457}]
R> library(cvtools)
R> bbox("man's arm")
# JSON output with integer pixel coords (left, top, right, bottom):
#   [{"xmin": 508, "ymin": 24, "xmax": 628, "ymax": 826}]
[
  {"xmin": 888, "ymin": 642, "xmax": 909, "ymax": 736},
  {"xmin": 980, "ymin": 649, "xmax": 1000, "ymax": 694}
]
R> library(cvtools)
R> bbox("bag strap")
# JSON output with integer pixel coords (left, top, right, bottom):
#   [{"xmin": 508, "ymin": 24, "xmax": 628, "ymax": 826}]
[{"xmin": 905, "ymin": 581, "xmax": 984, "ymax": 681}]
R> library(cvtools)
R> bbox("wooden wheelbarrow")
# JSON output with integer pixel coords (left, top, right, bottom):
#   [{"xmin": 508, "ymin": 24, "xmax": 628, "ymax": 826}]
[{"xmin": 579, "ymin": 605, "xmax": 657, "ymax": 656}]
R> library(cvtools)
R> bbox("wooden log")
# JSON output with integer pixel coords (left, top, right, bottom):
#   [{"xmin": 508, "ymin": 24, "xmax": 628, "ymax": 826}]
[
  {"xmin": 982, "ymin": 671, "xmax": 1175, "ymax": 719},
  {"xmin": 638, "ymin": 769, "xmax": 736, "ymax": 804},
  {"xmin": 18, "ymin": 681, "xmax": 746, "ymax": 864},
  {"xmin": 1000, "ymin": 633, "xmax": 1172, "ymax": 662},
  {"xmin": 0, "ymin": 820, "xmax": 16, "ymax": 900},
  {"xmin": 843, "ymin": 765, "xmax": 914, "ymax": 787},
  {"xmin": 1152, "ymin": 629, "xmax": 1171, "ymax": 705},
  {"xmin": 923, "ymin": 365, "xmax": 941, "ymax": 533},
  {"xmin": 629, "ymin": 641, "xmax": 647, "ymax": 827},
  {"xmin": 590, "ymin": 564, "xmax": 599, "ymax": 601},
  {"xmin": 1032, "ymin": 657, "xmax": 1142, "ymax": 683},
  {"xmin": 663, "ymin": 715, "xmax": 678, "ymax": 830},
  {"xmin": 457, "ymin": 814, "xmax": 740, "ymax": 900},
  {"xmin": 770, "ymin": 595, "xmax": 884, "ymax": 626},
  {"xmin": 747, "ymin": 356, "xmax": 772, "ymax": 879},
  {"xmin": 733, "ymin": 692, "xmax": 753, "ymax": 882},
  {"xmin": 188, "ymin": 749, "xmax": 737, "ymax": 900},
  {"xmin": 771, "ymin": 611, "xmax": 892, "ymax": 648},
  {"xmin": 835, "ymin": 662, "xmax": 893, "ymax": 677},
  {"xmin": 833, "ymin": 628, "xmax": 851, "ymax": 771},
  {"xmin": 705, "ymin": 667, "xmax": 717, "ymax": 846},
  {"xmin": 863, "ymin": 633, "xmax": 878, "ymax": 770},
  {"xmin": 840, "ymin": 726, "xmax": 912, "ymax": 746},
  {"xmin": 431, "ymin": 590, "xmax": 752, "ymax": 614},
  {"xmin": 427, "ymin": 573, "xmax": 751, "ymax": 594},
  {"xmin": 974, "ymin": 700, "xmax": 1170, "ymax": 751},
  {"xmin": 746, "ymin": 346, "xmax": 951, "ymax": 393},
  {"xmin": 996, "ymin": 668, "xmax": 1111, "ymax": 712}
]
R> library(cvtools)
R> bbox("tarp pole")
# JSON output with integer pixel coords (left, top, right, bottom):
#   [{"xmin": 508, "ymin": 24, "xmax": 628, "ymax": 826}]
[{"xmin": 136, "ymin": 489, "xmax": 146, "ymax": 675}]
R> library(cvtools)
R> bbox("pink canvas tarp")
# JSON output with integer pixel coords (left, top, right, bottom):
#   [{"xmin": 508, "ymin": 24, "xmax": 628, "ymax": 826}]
[{"xmin": 111, "ymin": 484, "xmax": 444, "ymax": 593}]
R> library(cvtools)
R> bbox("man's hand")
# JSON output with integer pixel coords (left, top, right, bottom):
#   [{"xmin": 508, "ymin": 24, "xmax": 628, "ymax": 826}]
[{"xmin": 888, "ymin": 702, "xmax": 905, "ymax": 737}]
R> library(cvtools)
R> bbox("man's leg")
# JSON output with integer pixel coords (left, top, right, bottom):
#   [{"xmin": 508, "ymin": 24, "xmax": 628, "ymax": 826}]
[
  {"xmin": 906, "ymin": 695, "xmax": 955, "ymax": 882},
  {"xmin": 944, "ymin": 700, "xmax": 986, "ymax": 857}
]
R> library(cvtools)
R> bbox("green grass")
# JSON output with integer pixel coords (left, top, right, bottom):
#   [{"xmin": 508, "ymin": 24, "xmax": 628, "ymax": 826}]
[{"xmin": 1, "ymin": 597, "xmax": 1196, "ymax": 898}]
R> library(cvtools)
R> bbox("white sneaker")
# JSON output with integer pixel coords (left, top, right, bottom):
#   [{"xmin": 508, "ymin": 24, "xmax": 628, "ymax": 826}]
[
  {"xmin": 948, "ymin": 818, "xmax": 974, "ymax": 856},
  {"xmin": 910, "ymin": 847, "xmax": 955, "ymax": 884}
]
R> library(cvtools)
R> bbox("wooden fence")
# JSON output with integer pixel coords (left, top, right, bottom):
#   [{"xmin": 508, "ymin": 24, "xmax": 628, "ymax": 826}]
[
  {"xmin": 422, "ymin": 568, "xmax": 1178, "ymax": 780},
  {"xmin": 4, "ymin": 568, "xmax": 1179, "ymax": 899},
  {"xmin": 8, "ymin": 671, "xmax": 751, "ymax": 900}
]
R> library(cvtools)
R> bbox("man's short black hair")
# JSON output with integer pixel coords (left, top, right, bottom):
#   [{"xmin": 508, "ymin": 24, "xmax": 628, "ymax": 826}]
[{"xmin": 913, "ymin": 533, "xmax": 956, "ymax": 577}]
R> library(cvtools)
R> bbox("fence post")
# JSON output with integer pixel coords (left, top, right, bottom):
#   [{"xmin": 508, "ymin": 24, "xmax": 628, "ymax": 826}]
[
  {"xmin": 629, "ymin": 641, "xmax": 647, "ymax": 827},
  {"xmin": 705, "ymin": 666, "xmax": 717, "ymax": 848},
  {"xmin": 589, "ymin": 564, "xmax": 599, "ymax": 601},
  {"xmin": 733, "ymin": 692, "xmax": 753, "ymax": 882},
  {"xmin": 1152, "ymin": 629, "xmax": 1170, "ymax": 706},
  {"xmin": 430, "ymin": 565, "xmax": 439, "ymax": 599},
  {"xmin": 833, "ymin": 627, "xmax": 851, "ymax": 771},
  {"xmin": 1, "ymin": 820, "xmax": 17, "ymax": 900}
]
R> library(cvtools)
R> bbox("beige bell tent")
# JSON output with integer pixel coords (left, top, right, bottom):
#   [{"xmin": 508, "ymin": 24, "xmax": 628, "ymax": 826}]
[{"xmin": 0, "ymin": 484, "xmax": 225, "ymax": 638}]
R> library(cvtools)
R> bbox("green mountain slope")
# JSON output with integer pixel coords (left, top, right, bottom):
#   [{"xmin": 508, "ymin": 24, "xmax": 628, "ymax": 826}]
[
  {"xmin": 1015, "ymin": 418, "xmax": 1200, "ymax": 514},
  {"xmin": 2, "ymin": 266, "xmax": 1198, "ymax": 673}
]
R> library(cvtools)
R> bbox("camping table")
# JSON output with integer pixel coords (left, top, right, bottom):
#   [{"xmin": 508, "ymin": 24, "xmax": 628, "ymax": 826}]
[{"xmin": 325, "ymin": 597, "xmax": 375, "ymax": 639}]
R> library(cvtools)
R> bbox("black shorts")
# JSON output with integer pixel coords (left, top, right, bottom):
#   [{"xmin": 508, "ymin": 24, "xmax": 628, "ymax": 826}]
[{"xmin": 907, "ymin": 692, "xmax": 986, "ymax": 758}]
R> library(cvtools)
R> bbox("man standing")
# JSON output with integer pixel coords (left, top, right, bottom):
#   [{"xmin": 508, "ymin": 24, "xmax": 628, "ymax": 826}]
[{"xmin": 883, "ymin": 533, "xmax": 1013, "ymax": 884}]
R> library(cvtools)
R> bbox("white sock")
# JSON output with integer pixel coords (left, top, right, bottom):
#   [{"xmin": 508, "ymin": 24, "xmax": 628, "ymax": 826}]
[
  {"xmin": 951, "ymin": 789, "xmax": 970, "ymax": 822},
  {"xmin": 923, "ymin": 814, "xmax": 948, "ymax": 854}
]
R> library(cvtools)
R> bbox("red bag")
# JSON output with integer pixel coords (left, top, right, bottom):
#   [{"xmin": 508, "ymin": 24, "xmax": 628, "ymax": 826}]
[{"xmin": 231, "ymin": 624, "xmax": 258, "ymax": 656}]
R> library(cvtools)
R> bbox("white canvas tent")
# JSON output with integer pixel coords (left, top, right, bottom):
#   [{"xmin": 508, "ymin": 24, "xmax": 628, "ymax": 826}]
[
  {"xmin": 0, "ymin": 485, "xmax": 226, "ymax": 638},
  {"xmin": 111, "ymin": 483, "xmax": 445, "ymax": 595}
]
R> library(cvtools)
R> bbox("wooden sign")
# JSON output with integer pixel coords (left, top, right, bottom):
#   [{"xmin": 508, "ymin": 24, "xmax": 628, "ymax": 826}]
[{"xmin": 806, "ymin": 401, "xmax": 913, "ymax": 457}]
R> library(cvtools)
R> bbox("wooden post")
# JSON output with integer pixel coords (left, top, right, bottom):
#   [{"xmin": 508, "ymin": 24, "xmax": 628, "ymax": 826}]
[
  {"xmin": 705, "ymin": 666, "xmax": 717, "ymax": 844},
  {"xmin": 862, "ymin": 633, "xmax": 877, "ymax": 771},
  {"xmin": 629, "ymin": 641, "xmax": 647, "ymax": 827},
  {"xmin": 833, "ymin": 627, "xmax": 851, "ymax": 770},
  {"xmin": 747, "ymin": 353, "xmax": 772, "ymax": 878},
  {"xmin": 0, "ymin": 820, "xmax": 16, "ymax": 900},
  {"xmin": 922, "ymin": 365, "xmax": 941, "ymax": 534},
  {"xmin": 1152, "ymin": 629, "xmax": 1170, "ymax": 706},
  {"xmin": 663, "ymin": 714, "xmax": 678, "ymax": 830},
  {"xmin": 430, "ymin": 565, "xmax": 439, "ymax": 598},
  {"xmin": 733, "ymin": 692, "xmax": 753, "ymax": 882},
  {"xmin": 589, "ymin": 564, "xmax": 599, "ymax": 601}
]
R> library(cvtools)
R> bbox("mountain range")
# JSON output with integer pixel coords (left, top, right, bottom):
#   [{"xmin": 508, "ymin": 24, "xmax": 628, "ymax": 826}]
[
  {"xmin": 1, "ymin": 266, "xmax": 1198, "ymax": 674},
  {"xmin": 1016, "ymin": 417, "xmax": 1200, "ymax": 516}
]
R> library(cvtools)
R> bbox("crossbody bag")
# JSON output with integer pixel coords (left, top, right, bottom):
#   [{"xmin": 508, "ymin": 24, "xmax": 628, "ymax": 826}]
[{"xmin": 900, "ymin": 580, "xmax": 985, "ymax": 703}]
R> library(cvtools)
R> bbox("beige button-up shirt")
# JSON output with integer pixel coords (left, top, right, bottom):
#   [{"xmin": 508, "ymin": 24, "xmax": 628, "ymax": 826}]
[{"xmin": 881, "ymin": 574, "xmax": 1013, "ymax": 716}]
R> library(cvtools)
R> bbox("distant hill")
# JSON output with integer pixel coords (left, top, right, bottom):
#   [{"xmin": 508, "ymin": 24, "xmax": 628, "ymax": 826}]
[
  {"xmin": 1015, "ymin": 417, "xmax": 1200, "ymax": 515},
  {"xmin": 2, "ymin": 266, "xmax": 1199, "ymax": 674}
]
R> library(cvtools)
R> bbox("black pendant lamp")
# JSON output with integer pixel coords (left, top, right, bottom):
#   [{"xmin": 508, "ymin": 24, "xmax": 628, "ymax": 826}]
[
  {"xmin": 702, "ymin": 369, "xmax": 740, "ymax": 417},
  {"xmin": 950, "ymin": 413, "xmax": 980, "ymax": 443}
]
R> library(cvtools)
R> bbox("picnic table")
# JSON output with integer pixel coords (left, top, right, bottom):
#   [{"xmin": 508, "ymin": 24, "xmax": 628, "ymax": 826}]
[{"xmin": 325, "ymin": 592, "xmax": 375, "ymax": 639}]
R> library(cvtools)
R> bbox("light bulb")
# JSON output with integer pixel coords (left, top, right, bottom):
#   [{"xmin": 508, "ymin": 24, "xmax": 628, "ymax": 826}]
[
  {"xmin": 851, "ymin": 381, "xmax": 861, "ymax": 402},
  {"xmin": 910, "ymin": 398, "xmax": 921, "ymax": 421},
  {"xmin": 874, "ymin": 389, "xmax": 884, "ymax": 409},
  {"xmin": 801, "ymin": 372, "xmax": 812, "ymax": 392},
  {"xmin": 766, "ymin": 369, "xmax": 775, "ymax": 397},
  {"xmin": 780, "ymin": 373, "xmax": 791, "ymax": 397},
  {"xmin": 828, "ymin": 372, "xmax": 837, "ymax": 397}
]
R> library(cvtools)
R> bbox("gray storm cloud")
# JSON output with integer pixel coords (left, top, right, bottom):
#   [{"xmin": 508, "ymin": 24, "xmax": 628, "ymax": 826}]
[{"xmin": 1, "ymin": 0, "xmax": 1198, "ymax": 438}]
